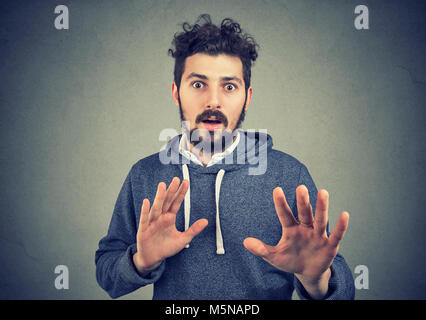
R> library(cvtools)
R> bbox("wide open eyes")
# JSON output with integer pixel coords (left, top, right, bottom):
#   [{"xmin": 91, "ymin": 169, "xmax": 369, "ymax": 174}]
[{"xmin": 191, "ymin": 81, "xmax": 237, "ymax": 92}]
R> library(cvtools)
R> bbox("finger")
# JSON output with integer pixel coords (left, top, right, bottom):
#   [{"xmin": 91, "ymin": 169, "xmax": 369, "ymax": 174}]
[
  {"xmin": 329, "ymin": 211, "xmax": 350, "ymax": 247},
  {"xmin": 139, "ymin": 198, "xmax": 151, "ymax": 232},
  {"xmin": 162, "ymin": 177, "xmax": 180, "ymax": 213},
  {"xmin": 314, "ymin": 189, "xmax": 329, "ymax": 236},
  {"xmin": 149, "ymin": 182, "xmax": 167, "ymax": 223},
  {"xmin": 169, "ymin": 179, "xmax": 189, "ymax": 214},
  {"xmin": 243, "ymin": 237, "xmax": 273, "ymax": 259},
  {"xmin": 296, "ymin": 185, "xmax": 314, "ymax": 227},
  {"xmin": 273, "ymin": 187, "xmax": 298, "ymax": 228},
  {"xmin": 182, "ymin": 218, "xmax": 208, "ymax": 245}
]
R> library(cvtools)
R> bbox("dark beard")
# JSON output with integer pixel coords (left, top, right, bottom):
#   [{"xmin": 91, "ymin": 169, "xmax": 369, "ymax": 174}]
[{"xmin": 178, "ymin": 92, "xmax": 247, "ymax": 153}]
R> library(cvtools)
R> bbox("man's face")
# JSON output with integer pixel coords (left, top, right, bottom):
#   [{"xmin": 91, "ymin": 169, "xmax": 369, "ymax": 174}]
[{"xmin": 172, "ymin": 53, "xmax": 252, "ymax": 150}]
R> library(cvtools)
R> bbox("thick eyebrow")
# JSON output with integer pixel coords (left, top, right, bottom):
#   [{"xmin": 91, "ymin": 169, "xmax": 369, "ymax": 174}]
[
  {"xmin": 185, "ymin": 72, "xmax": 243, "ymax": 86},
  {"xmin": 185, "ymin": 72, "xmax": 208, "ymax": 81},
  {"xmin": 221, "ymin": 76, "xmax": 243, "ymax": 86}
]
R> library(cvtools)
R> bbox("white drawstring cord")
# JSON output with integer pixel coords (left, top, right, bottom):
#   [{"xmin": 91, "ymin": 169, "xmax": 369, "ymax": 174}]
[
  {"xmin": 215, "ymin": 169, "xmax": 226, "ymax": 254},
  {"xmin": 182, "ymin": 164, "xmax": 191, "ymax": 248}
]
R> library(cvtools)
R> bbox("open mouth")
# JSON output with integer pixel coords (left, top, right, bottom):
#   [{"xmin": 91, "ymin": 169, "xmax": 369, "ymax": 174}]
[
  {"xmin": 201, "ymin": 117, "xmax": 222, "ymax": 125},
  {"xmin": 199, "ymin": 117, "xmax": 224, "ymax": 132},
  {"xmin": 195, "ymin": 111, "xmax": 228, "ymax": 129}
]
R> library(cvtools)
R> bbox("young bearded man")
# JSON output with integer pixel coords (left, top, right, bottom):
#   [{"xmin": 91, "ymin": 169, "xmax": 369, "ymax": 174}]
[{"xmin": 95, "ymin": 14, "xmax": 355, "ymax": 300}]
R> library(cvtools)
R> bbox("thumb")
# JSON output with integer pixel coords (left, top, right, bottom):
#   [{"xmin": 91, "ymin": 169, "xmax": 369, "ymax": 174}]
[
  {"xmin": 243, "ymin": 237, "xmax": 271, "ymax": 258},
  {"xmin": 182, "ymin": 218, "xmax": 208, "ymax": 243}
]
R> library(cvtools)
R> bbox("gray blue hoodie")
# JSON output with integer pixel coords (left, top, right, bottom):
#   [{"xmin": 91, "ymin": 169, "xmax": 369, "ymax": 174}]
[{"xmin": 95, "ymin": 131, "xmax": 355, "ymax": 299}]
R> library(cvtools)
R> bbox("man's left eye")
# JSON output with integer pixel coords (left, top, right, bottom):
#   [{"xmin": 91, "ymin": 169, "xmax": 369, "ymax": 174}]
[{"xmin": 225, "ymin": 84, "xmax": 236, "ymax": 91}]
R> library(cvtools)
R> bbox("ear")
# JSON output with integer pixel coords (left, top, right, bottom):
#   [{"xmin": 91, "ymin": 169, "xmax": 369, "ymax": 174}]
[
  {"xmin": 244, "ymin": 86, "xmax": 253, "ymax": 111},
  {"xmin": 172, "ymin": 82, "xmax": 180, "ymax": 107}
]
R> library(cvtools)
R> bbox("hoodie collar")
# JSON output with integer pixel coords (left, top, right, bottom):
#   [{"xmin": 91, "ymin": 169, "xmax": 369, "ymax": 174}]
[{"xmin": 179, "ymin": 130, "xmax": 241, "ymax": 168}]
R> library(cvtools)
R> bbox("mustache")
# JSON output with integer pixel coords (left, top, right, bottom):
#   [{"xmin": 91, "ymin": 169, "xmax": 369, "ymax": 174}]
[{"xmin": 195, "ymin": 109, "xmax": 229, "ymax": 127}]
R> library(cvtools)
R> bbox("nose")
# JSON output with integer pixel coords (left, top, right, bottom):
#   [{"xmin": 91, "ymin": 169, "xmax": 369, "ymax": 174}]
[{"xmin": 205, "ymin": 86, "xmax": 221, "ymax": 110}]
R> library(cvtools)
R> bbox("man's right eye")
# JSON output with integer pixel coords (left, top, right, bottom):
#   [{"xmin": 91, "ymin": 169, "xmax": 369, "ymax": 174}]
[{"xmin": 192, "ymin": 81, "xmax": 204, "ymax": 89}]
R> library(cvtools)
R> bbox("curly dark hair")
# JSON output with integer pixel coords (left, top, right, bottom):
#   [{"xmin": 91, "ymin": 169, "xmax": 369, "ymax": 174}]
[{"xmin": 168, "ymin": 14, "xmax": 259, "ymax": 93}]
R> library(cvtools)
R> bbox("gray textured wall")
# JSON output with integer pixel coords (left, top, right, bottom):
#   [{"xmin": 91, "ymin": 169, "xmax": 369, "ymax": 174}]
[{"xmin": 1, "ymin": 0, "xmax": 425, "ymax": 299}]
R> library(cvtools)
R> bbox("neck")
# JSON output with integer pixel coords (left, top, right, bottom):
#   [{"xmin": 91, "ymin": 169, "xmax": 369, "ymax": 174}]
[
  {"xmin": 190, "ymin": 147, "xmax": 212, "ymax": 167},
  {"xmin": 186, "ymin": 133, "xmax": 238, "ymax": 167}
]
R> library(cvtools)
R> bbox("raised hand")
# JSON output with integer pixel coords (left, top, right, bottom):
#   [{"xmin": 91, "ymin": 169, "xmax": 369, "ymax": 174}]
[
  {"xmin": 243, "ymin": 185, "xmax": 349, "ymax": 298},
  {"xmin": 133, "ymin": 177, "xmax": 208, "ymax": 273}
]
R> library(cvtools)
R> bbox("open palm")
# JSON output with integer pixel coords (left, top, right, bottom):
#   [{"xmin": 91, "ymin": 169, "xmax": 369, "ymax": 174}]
[
  {"xmin": 244, "ymin": 185, "xmax": 349, "ymax": 281},
  {"xmin": 133, "ymin": 177, "xmax": 208, "ymax": 272}
]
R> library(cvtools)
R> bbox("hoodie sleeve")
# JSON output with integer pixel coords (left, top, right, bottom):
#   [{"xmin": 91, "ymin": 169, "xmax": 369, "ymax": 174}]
[
  {"xmin": 95, "ymin": 165, "xmax": 165, "ymax": 299},
  {"xmin": 292, "ymin": 164, "xmax": 355, "ymax": 300}
]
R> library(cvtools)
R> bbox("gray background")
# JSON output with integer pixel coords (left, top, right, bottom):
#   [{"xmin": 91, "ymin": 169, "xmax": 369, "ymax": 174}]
[{"xmin": 1, "ymin": 0, "xmax": 425, "ymax": 299}]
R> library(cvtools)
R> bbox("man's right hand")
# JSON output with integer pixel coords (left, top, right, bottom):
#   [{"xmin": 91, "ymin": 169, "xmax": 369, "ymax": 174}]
[{"xmin": 133, "ymin": 177, "xmax": 208, "ymax": 273}]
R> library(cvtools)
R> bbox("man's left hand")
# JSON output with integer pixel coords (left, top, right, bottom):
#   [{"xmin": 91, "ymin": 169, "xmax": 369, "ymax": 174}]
[{"xmin": 243, "ymin": 185, "xmax": 349, "ymax": 299}]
